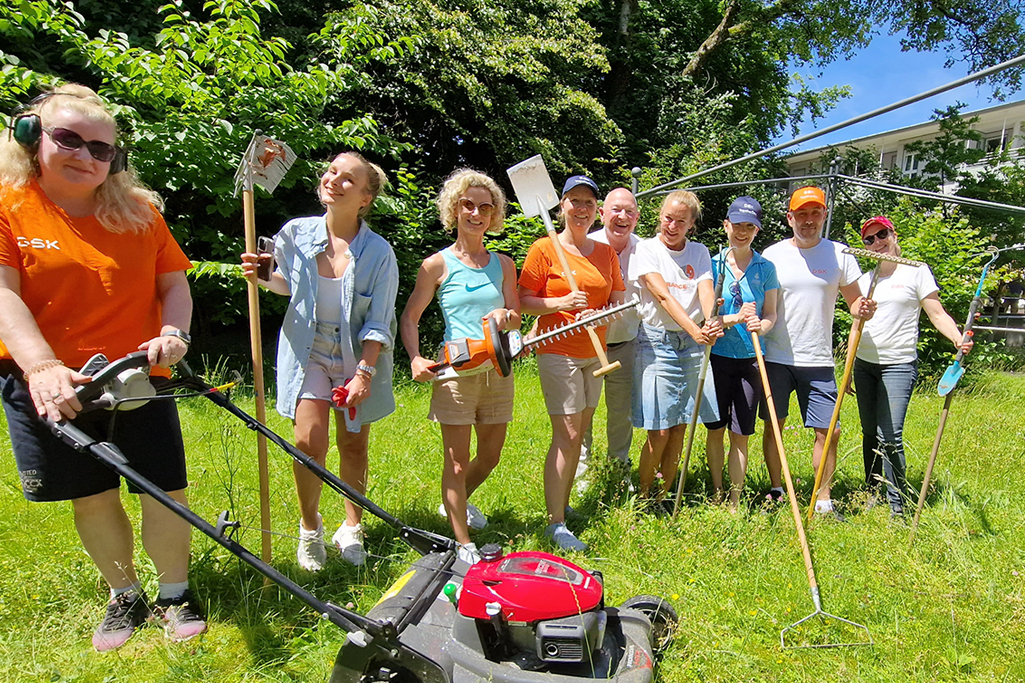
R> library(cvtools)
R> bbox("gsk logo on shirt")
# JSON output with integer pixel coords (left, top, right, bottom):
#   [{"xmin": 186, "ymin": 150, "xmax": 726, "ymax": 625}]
[{"xmin": 16, "ymin": 236, "xmax": 60, "ymax": 250}]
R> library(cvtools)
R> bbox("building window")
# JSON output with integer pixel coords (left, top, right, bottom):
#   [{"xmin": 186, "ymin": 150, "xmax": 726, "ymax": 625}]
[{"xmin": 903, "ymin": 153, "xmax": 919, "ymax": 175}]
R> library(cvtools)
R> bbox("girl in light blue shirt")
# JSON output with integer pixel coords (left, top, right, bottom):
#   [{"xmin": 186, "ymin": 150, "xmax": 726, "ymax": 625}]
[{"xmin": 242, "ymin": 151, "xmax": 397, "ymax": 571}]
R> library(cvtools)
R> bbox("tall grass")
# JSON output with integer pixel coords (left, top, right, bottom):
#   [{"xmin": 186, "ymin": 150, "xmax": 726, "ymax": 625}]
[{"xmin": 1, "ymin": 365, "xmax": 1023, "ymax": 682}]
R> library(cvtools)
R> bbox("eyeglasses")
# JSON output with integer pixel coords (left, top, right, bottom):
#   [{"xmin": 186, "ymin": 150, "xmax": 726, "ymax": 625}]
[
  {"xmin": 42, "ymin": 126, "xmax": 119, "ymax": 163},
  {"xmin": 862, "ymin": 228, "xmax": 891, "ymax": 246},
  {"xmin": 458, "ymin": 198, "xmax": 495, "ymax": 216},
  {"xmin": 729, "ymin": 281, "xmax": 743, "ymax": 308}
]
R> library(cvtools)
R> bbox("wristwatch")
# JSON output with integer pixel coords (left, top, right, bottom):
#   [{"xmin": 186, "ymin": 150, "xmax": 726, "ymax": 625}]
[
  {"xmin": 163, "ymin": 328, "xmax": 192, "ymax": 347},
  {"xmin": 356, "ymin": 361, "xmax": 377, "ymax": 378}
]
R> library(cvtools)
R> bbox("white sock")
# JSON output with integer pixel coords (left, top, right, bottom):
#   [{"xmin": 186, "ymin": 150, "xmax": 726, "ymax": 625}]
[
  {"xmin": 110, "ymin": 582, "xmax": 142, "ymax": 599},
  {"xmin": 770, "ymin": 487, "xmax": 784, "ymax": 496},
  {"xmin": 158, "ymin": 581, "xmax": 189, "ymax": 601},
  {"xmin": 814, "ymin": 499, "xmax": 834, "ymax": 513}
]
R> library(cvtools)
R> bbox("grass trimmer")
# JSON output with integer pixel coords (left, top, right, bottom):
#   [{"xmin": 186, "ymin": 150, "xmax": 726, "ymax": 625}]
[
  {"xmin": 672, "ymin": 246, "xmax": 733, "ymax": 516},
  {"xmin": 752, "ymin": 332, "xmax": 872, "ymax": 649},
  {"xmin": 506, "ymin": 155, "xmax": 623, "ymax": 377},
  {"xmin": 910, "ymin": 243, "xmax": 1024, "ymax": 543},
  {"xmin": 806, "ymin": 247, "xmax": 925, "ymax": 523}
]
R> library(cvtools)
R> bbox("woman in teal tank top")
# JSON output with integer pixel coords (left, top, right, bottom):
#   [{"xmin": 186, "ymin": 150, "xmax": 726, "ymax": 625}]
[{"xmin": 399, "ymin": 169, "xmax": 521, "ymax": 562}]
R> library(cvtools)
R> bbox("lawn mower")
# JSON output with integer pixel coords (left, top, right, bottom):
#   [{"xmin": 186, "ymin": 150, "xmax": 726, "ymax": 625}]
[{"xmin": 48, "ymin": 351, "xmax": 676, "ymax": 682}]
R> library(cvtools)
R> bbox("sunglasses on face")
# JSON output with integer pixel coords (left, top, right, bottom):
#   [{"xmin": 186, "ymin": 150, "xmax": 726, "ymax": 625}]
[
  {"xmin": 862, "ymin": 228, "xmax": 891, "ymax": 246},
  {"xmin": 42, "ymin": 126, "xmax": 119, "ymax": 163},
  {"xmin": 458, "ymin": 198, "xmax": 495, "ymax": 216}
]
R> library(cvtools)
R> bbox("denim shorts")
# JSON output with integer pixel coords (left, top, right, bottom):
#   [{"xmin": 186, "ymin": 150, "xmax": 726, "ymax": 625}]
[
  {"xmin": 299, "ymin": 323, "xmax": 353, "ymax": 404},
  {"xmin": 632, "ymin": 323, "xmax": 719, "ymax": 430}
]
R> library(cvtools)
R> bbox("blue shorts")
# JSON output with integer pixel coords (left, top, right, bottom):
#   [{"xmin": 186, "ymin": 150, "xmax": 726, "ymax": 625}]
[
  {"xmin": 758, "ymin": 362, "xmax": 838, "ymax": 429},
  {"xmin": 632, "ymin": 323, "xmax": 719, "ymax": 431}
]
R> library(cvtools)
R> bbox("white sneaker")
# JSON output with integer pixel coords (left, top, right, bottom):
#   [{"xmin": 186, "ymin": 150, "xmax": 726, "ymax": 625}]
[
  {"xmin": 438, "ymin": 502, "xmax": 489, "ymax": 530},
  {"xmin": 457, "ymin": 542, "xmax": 481, "ymax": 565},
  {"xmin": 297, "ymin": 515, "xmax": 326, "ymax": 572},
  {"xmin": 332, "ymin": 522, "xmax": 368, "ymax": 566},
  {"xmin": 545, "ymin": 523, "xmax": 587, "ymax": 552},
  {"xmin": 466, "ymin": 503, "xmax": 488, "ymax": 530}
]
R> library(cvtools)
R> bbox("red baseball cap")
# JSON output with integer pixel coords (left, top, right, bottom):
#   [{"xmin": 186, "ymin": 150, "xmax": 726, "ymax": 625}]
[
  {"xmin": 860, "ymin": 215, "xmax": 895, "ymax": 238},
  {"xmin": 789, "ymin": 186, "xmax": 826, "ymax": 211}
]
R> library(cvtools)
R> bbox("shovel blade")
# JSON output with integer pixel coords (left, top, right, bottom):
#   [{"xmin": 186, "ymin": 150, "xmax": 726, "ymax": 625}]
[
  {"xmin": 937, "ymin": 361, "xmax": 963, "ymax": 396},
  {"xmin": 506, "ymin": 155, "xmax": 559, "ymax": 217}
]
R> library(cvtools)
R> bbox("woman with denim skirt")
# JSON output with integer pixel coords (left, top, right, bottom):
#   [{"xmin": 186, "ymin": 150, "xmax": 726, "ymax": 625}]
[
  {"xmin": 852, "ymin": 216, "xmax": 971, "ymax": 518},
  {"xmin": 628, "ymin": 190, "xmax": 722, "ymax": 502},
  {"xmin": 242, "ymin": 152, "xmax": 398, "ymax": 570}
]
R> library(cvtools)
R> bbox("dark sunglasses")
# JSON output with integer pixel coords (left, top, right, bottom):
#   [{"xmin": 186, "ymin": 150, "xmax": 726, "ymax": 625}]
[
  {"xmin": 458, "ymin": 197, "xmax": 495, "ymax": 216},
  {"xmin": 42, "ymin": 126, "xmax": 119, "ymax": 163},
  {"xmin": 862, "ymin": 228, "xmax": 891, "ymax": 246}
]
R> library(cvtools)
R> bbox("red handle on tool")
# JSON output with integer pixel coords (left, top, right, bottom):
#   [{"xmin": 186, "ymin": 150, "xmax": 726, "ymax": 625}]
[{"xmin": 330, "ymin": 384, "xmax": 357, "ymax": 420}]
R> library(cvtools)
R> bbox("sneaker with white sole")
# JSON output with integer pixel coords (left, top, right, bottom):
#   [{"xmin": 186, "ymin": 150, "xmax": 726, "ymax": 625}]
[
  {"xmin": 545, "ymin": 522, "xmax": 587, "ymax": 552},
  {"xmin": 437, "ymin": 502, "xmax": 488, "ymax": 530},
  {"xmin": 332, "ymin": 521, "xmax": 368, "ymax": 566},
  {"xmin": 154, "ymin": 589, "xmax": 207, "ymax": 642},
  {"xmin": 92, "ymin": 589, "xmax": 151, "ymax": 652},
  {"xmin": 457, "ymin": 542, "xmax": 481, "ymax": 565},
  {"xmin": 297, "ymin": 514, "xmax": 326, "ymax": 572}
]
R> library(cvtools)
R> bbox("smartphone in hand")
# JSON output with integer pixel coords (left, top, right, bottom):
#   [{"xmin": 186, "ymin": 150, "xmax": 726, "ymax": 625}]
[{"xmin": 256, "ymin": 236, "xmax": 275, "ymax": 281}]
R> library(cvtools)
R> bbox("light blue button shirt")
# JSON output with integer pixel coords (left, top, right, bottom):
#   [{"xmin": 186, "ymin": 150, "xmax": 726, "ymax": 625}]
[{"xmin": 272, "ymin": 216, "xmax": 398, "ymax": 429}]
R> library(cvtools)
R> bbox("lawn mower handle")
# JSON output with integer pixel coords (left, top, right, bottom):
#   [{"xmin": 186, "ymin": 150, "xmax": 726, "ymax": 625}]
[
  {"xmin": 73, "ymin": 350, "xmax": 150, "ymax": 404},
  {"xmin": 172, "ymin": 358, "xmax": 454, "ymax": 558},
  {"xmin": 45, "ymin": 415, "xmax": 377, "ymax": 635}
]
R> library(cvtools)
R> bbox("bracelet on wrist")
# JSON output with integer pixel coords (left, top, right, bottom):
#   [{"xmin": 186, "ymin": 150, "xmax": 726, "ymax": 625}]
[
  {"xmin": 356, "ymin": 362, "xmax": 377, "ymax": 378},
  {"xmin": 24, "ymin": 359, "xmax": 64, "ymax": 376}
]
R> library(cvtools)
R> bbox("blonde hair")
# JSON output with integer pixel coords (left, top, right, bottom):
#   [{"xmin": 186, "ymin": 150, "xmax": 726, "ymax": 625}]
[
  {"xmin": 659, "ymin": 190, "xmax": 702, "ymax": 223},
  {"xmin": 0, "ymin": 83, "xmax": 163, "ymax": 233},
  {"xmin": 436, "ymin": 168, "xmax": 507, "ymax": 232},
  {"xmin": 328, "ymin": 151, "xmax": 388, "ymax": 218}
]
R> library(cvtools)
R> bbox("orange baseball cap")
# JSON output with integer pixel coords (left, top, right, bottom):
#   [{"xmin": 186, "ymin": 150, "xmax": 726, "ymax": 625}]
[{"xmin": 789, "ymin": 186, "xmax": 826, "ymax": 211}]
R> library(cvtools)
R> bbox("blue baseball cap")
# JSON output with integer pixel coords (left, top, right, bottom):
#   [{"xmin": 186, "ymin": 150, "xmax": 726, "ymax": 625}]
[
  {"xmin": 726, "ymin": 196, "xmax": 763, "ymax": 228},
  {"xmin": 562, "ymin": 175, "xmax": 600, "ymax": 199}
]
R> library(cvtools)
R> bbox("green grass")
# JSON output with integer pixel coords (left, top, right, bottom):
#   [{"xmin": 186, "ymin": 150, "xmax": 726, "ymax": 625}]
[{"xmin": 2, "ymin": 364, "xmax": 1024, "ymax": 682}]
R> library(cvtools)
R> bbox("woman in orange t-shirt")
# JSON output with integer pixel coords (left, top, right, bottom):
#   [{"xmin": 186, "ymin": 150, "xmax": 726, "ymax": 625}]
[
  {"xmin": 0, "ymin": 85, "xmax": 203, "ymax": 650},
  {"xmin": 518, "ymin": 175, "xmax": 625, "ymax": 552}
]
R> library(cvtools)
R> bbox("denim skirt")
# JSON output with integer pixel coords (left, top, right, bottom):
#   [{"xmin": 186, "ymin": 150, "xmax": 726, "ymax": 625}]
[{"xmin": 632, "ymin": 323, "xmax": 719, "ymax": 430}]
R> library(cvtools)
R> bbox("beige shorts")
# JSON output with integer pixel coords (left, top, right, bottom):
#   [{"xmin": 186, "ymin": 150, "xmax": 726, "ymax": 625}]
[
  {"xmin": 428, "ymin": 369, "xmax": 514, "ymax": 425},
  {"xmin": 537, "ymin": 353, "xmax": 603, "ymax": 415}
]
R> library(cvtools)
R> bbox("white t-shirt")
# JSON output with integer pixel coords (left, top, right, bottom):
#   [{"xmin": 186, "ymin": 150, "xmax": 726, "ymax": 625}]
[
  {"xmin": 763, "ymin": 239, "xmax": 861, "ymax": 367},
  {"xmin": 629, "ymin": 237, "xmax": 712, "ymax": 331},
  {"xmin": 590, "ymin": 228, "xmax": 641, "ymax": 343},
  {"xmin": 856, "ymin": 264, "xmax": 939, "ymax": 365}
]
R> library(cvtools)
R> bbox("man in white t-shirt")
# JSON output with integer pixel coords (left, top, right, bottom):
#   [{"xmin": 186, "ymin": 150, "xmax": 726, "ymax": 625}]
[
  {"xmin": 579, "ymin": 187, "xmax": 641, "ymax": 490},
  {"xmin": 760, "ymin": 186, "xmax": 875, "ymax": 519}
]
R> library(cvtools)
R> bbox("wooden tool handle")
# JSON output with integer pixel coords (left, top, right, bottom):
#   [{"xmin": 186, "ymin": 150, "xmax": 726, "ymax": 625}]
[{"xmin": 545, "ymin": 227, "xmax": 619, "ymax": 376}]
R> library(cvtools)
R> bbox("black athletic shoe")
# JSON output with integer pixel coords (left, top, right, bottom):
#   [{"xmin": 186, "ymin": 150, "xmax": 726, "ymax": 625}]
[
  {"xmin": 92, "ymin": 590, "xmax": 151, "ymax": 651},
  {"xmin": 155, "ymin": 590, "xmax": 207, "ymax": 642}
]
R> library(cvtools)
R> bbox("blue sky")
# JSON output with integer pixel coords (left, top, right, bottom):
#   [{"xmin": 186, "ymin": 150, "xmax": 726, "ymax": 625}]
[{"xmin": 780, "ymin": 32, "xmax": 1022, "ymax": 152}]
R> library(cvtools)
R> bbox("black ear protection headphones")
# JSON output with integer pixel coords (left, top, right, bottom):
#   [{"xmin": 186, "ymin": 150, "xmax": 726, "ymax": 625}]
[{"xmin": 8, "ymin": 92, "xmax": 128, "ymax": 175}]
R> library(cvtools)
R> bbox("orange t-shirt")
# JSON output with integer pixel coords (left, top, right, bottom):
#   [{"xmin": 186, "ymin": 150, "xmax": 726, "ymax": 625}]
[
  {"xmin": 518, "ymin": 235, "xmax": 625, "ymax": 358},
  {"xmin": 0, "ymin": 181, "xmax": 193, "ymax": 373}
]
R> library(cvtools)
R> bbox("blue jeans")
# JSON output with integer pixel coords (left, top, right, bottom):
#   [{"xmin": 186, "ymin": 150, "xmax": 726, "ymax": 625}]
[{"xmin": 853, "ymin": 358, "xmax": 918, "ymax": 511}]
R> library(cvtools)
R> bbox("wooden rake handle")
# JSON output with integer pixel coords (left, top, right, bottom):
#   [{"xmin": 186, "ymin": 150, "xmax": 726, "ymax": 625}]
[
  {"xmin": 546, "ymin": 228, "xmax": 621, "ymax": 377},
  {"xmin": 754, "ymin": 332, "xmax": 819, "ymax": 593}
]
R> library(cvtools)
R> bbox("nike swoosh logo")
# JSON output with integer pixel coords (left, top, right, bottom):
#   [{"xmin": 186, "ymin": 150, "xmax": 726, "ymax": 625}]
[{"xmin": 465, "ymin": 282, "xmax": 492, "ymax": 292}]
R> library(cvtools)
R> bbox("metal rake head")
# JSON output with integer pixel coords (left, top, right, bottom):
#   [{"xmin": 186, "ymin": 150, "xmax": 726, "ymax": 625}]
[{"xmin": 843, "ymin": 246, "xmax": 925, "ymax": 267}]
